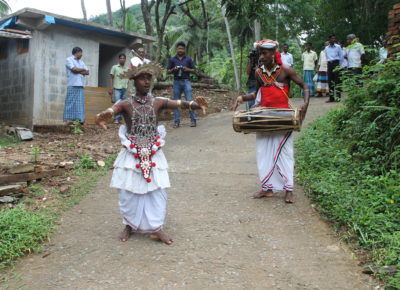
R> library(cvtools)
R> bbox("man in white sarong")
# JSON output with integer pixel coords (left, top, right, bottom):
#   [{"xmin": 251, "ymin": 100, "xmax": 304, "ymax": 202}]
[
  {"xmin": 96, "ymin": 63, "xmax": 207, "ymax": 244},
  {"xmin": 232, "ymin": 39, "xmax": 309, "ymax": 203}
]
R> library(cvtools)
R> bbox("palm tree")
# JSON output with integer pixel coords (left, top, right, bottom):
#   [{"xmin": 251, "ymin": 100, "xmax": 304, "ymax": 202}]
[
  {"xmin": 0, "ymin": 0, "xmax": 10, "ymax": 17},
  {"xmin": 106, "ymin": 0, "xmax": 113, "ymax": 26},
  {"xmin": 81, "ymin": 0, "xmax": 87, "ymax": 21}
]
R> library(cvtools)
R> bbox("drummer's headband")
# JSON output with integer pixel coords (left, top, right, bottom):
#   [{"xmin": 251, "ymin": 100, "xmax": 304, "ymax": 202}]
[{"xmin": 254, "ymin": 39, "xmax": 279, "ymax": 50}]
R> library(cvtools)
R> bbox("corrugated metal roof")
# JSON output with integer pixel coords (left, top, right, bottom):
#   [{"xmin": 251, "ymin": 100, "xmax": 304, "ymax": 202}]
[{"xmin": 0, "ymin": 29, "xmax": 31, "ymax": 39}]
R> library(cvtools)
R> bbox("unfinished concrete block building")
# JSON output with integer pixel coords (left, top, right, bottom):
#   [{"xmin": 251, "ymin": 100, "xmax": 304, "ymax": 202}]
[{"xmin": 0, "ymin": 8, "xmax": 154, "ymax": 128}]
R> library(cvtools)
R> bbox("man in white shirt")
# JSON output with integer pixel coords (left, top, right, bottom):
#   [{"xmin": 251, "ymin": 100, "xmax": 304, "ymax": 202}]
[
  {"xmin": 130, "ymin": 43, "xmax": 151, "ymax": 68},
  {"xmin": 281, "ymin": 44, "xmax": 294, "ymax": 67},
  {"xmin": 379, "ymin": 39, "xmax": 388, "ymax": 64},
  {"xmin": 346, "ymin": 34, "xmax": 365, "ymax": 75},
  {"xmin": 325, "ymin": 34, "xmax": 343, "ymax": 102}
]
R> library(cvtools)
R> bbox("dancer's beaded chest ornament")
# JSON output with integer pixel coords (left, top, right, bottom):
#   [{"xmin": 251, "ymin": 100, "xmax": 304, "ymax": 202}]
[{"xmin": 118, "ymin": 63, "xmax": 165, "ymax": 183}]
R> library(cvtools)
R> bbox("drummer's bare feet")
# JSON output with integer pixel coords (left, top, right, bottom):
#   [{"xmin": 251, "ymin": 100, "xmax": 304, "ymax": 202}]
[
  {"xmin": 150, "ymin": 230, "xmax": 173, "ymax": 245},
  {"xmin": 285, "ymin": 191, "xmax": 294, "ymax": 203},
  {"xmin": 119, "ymin": 225, "xmax": 132, "ymax": 242},
  {"xmin": 252, "ymin": 190, "xmax": 274, "ymax": 199}
]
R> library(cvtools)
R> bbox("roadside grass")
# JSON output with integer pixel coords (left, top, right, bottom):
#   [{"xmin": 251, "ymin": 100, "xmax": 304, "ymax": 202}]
[
  {"xmin": 0, "ymin": 153, "xmax": 116, "ymax": 272},
  {"xmin": 296, "ymin": 111, "xmax": 400, "ymax": 289},
  {"xmin": 0, "ymin": 136, "xmax": 20, "ymax": 149}
]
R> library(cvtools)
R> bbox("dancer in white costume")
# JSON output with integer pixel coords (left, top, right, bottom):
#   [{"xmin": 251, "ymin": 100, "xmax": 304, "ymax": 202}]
[
  {"xmin": 96, "ymin": 63, "xmax": 207, "ymax": 244},
  {"xmin": 232, "ymin": 39, "xmax": 309, "ymax": 203}
]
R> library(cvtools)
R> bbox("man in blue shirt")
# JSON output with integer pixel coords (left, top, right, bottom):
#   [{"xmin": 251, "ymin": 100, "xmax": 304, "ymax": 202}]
[
  {"xmin": 167, "ymin": 42, "xmax": 196, "ymax": 128},
  {"xmin": 63, "ymin": 47, "xmax": 89, "ymax": 124},
  {"xmin": 324, "ymin": 35, "xmax": 342, "ymax": 102}
]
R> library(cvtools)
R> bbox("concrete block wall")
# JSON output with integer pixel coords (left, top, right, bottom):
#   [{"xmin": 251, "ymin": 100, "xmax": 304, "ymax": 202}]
[
  {"xmin": 0, "ymin": 38, "xmax": 33, "ymax": 126},
  {"xmin": 387, "ymin": 3, "xmax": 400, "ymax": 56},
  {"xmin": 31, "ymin": 25, "xmax": 132, "ymax": 126},
  {"xmin": 31, "ymin": 26, "xmax": 99, "ymax": 125}
]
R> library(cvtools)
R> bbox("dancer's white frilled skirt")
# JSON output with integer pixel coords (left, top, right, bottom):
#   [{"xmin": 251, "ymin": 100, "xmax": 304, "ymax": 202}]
[{"xmin": 110, "ymin": 125, "xmax": 170, "ymax": 233}]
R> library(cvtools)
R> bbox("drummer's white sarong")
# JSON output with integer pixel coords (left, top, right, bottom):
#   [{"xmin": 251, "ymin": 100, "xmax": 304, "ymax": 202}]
[
  {"xmin": 111, "ymin": 125, "xmax": 170, "ymax": 233},
  {"xmin": 256, "ymin": 131, "xmax": 294, "ymax": 191}
]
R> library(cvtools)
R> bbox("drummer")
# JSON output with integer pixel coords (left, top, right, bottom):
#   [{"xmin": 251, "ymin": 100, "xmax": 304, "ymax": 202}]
[{"xmin": 232, "ymin": 39, "xmax": 309, "ymax": 203}]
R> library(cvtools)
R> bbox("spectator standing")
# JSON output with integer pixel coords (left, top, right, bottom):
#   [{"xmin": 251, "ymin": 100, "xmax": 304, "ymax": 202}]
[
  {"xmin": 301, "ymin": 42, "xmax": 318, "ymax": 97},
  {"xmin": 130, "ymin": 43, "xmax": 151, "ymax": 68},
  {"xmin": 167, "ymin": 42, "xmax": 197, "ymax": 128},
  {"xmin": 109, "ymin": 53, "xmax": 129, "ymax": 123},
  {"xmin": 346, "ymin": 34, "xmax": 365, "ymax": 75},
  {"xmin": 325, "ymin": 34, "xmax": 342, "ymax": 102},
  {"xmin": 379, "ymin": 39, "xmax": 388, "ymax": 64},
  {"xmin": 245, "ymin": 49, "xmax": 258, "ymax": 108},
  {"xmin": 315, "ymin": 42, "xmax": 329, "ymax": 97},
  {"xmin": 281, "ymin": 44, "xmax": 294, "ymax": 67},
  {"xmin": 63, "ymin": 47, "xmax": 89, "ymax": 125}
]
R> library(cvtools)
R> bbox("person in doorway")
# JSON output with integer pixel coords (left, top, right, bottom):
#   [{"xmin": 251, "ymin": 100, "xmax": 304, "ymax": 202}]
[
  {"xmin": 301, "ymin": 42, "xmax": 318, "ymax": 97},
  {"xmin": 63, "ymin": 47, "xmax": 89, "ymax": 125},
  {"xmin": 167, "ymin": 42, "xmax": 197, "ymax": 128},
  {"xmin": 232, "ymin": 39, "xmax": 309, "ymax": 204},
  {"xmin": 325, "ymin": 34, "xmax": 343, "ymax": 102},
  {"xmin": 96, "ymin": 63, "xmax": 208, "ymax": 244},
  {"xmin": 109, "ymin": 53, "xmax": 129, "ymax": 123}
]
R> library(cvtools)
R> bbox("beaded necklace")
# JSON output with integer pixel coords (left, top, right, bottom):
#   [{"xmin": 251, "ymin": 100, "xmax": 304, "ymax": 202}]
[{"xmin": 126, "ymin": 94, "xmax": 162, "ymax": 183}]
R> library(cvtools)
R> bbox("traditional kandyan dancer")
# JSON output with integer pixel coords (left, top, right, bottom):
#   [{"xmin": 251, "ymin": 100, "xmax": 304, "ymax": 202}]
[
  {"xmin": 96, "ymin": 63, "xmax": 208, "ymax": 244},
  {"xmin": 232, "ymin": 39, "xmax": 309, "ymax": 203}
]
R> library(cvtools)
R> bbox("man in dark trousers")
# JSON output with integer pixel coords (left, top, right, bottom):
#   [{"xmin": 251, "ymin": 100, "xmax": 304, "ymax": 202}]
[
  {"xmin": 324, "ymin": 34, "xmax": 343, "ymax": 102},
  {"xmin": 167, "ymin": 42, "xmax": 196, "ymax": 128}
]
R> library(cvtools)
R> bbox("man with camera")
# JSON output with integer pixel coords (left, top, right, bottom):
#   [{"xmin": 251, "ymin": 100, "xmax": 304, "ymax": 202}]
[
  {"xmin": 167, "ymin": 42, "xmax": 196, "ymax": 128},
  {"xmin": 245, "ymin": 49, "xmax": 259, "ymax": 108}
]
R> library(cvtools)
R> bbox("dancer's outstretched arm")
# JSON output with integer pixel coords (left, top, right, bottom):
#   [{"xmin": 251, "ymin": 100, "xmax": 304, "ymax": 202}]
[
  {"xmin": 161, "ymin": 96, "xmax": 208, "ymax": 115},
  {"xmin": 96, "ymin": 102, "xmax": 124, "ymax": 130}
]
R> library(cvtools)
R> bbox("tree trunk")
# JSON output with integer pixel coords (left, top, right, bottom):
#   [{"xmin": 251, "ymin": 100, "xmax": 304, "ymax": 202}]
[
  {"xmin": 222, "ymin": 5, "xmax": 240, "ymax": 91},
  {"xmin": 254, "ymin": 20, "xmax": 261, "ymax": 41},
  {"xmin": 120, "ymin": 0, "xmax": 127, "ymax": 31},
  {"xmin": 141, "ymin": 0, "xmax": 155, "ymax": 58},
  {"xmin": 81, "ymin": 0, "xmax": 87, "ymax": 21},
  {"xmin": 106, "ymin": 0, "xmax": 113, "ymax": 26},
  {"xmin": 154, "ymin": 0, "xmax": 175, "ymax": 62}
]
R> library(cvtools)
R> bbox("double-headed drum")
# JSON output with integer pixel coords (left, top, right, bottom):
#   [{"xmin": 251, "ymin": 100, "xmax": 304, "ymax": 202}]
[{"xmin": 233, "ymin": 107, "xmax": 302, "ymax": 133}]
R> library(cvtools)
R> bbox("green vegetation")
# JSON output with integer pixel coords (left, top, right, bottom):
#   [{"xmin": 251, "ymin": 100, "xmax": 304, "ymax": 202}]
[
  {"xmin": 71, "ymin": 120, "xmax": 84, "ymax": 134},
  {"xmin": 0, "ymin": 205, "xmax": 52, "ymax": 268},
  {"xmin": 76, "ymin": 153, "xmax": 95, "ymax": 169},
  {"xmin": 0, "ymin": 136, "xmax": 20, "ymax": 149},
  {"xmin": 296, "ymin": 58, "xmax": 400, "ymax": 288},
  {"xmin": 0, "ymin": 154, "xmax": 116, "ymax": 269},
  {"xmin": 90, "ymin": 0, "xmax": 395, "ymax": 91},
  {"xmin": 0, "ymin": 0, "xmax": 10, "ymax": 17},
  {"xmin": 31, "ymin": 146, "xmax": 41, "ymax": 163}
]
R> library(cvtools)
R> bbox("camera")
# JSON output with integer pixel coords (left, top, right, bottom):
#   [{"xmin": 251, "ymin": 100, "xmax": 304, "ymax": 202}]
[
  {"xmin": 248, "ymin": 49, "xmax": 260, "ymax": 68},
  {"xmin": 175, "ymin": 65, "xmax": 184, "ymax": 77}
]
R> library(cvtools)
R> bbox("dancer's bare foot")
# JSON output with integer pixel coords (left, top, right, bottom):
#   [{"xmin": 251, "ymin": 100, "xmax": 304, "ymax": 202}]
[
  {"xmin": 285, "ymin": 191, "xmax": 294, "ymax": 203},
  {"xmin": 119, "ymin": 225, "xmax": 132, "ymax": 242},
  {"xmin": 252, "ymin": 190, "xmax": 274, "ymax": 199},
  {"xmin": 150, "ymin": 230, "xmax": 173, "ymax": 245}
]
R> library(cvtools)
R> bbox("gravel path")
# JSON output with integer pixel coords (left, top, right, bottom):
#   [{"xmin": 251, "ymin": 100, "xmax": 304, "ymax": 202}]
[{"xmin": 4, "ymin": 97, "xmax": 376, "ymax": 289}]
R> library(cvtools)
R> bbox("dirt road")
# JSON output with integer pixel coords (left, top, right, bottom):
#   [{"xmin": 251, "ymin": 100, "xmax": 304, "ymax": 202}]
[{"xmin": 4, "ymin": 97, "xmax": 376, "ymax": 289}]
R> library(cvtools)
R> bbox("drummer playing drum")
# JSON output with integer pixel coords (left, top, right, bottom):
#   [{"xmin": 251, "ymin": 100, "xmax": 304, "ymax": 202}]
[{"xmin": 232, "ymin": 39, "xmax": 309, "ymax": 203}]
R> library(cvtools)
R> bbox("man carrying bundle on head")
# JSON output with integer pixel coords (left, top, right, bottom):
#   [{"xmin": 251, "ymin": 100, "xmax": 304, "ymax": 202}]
[
  {"xmin": 232, "ymin": 39, "xmax": 309, "ymax": 203},
  {"xmin": 96, "ymin": 63, "xmax": 208, "ymax": 244}
]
